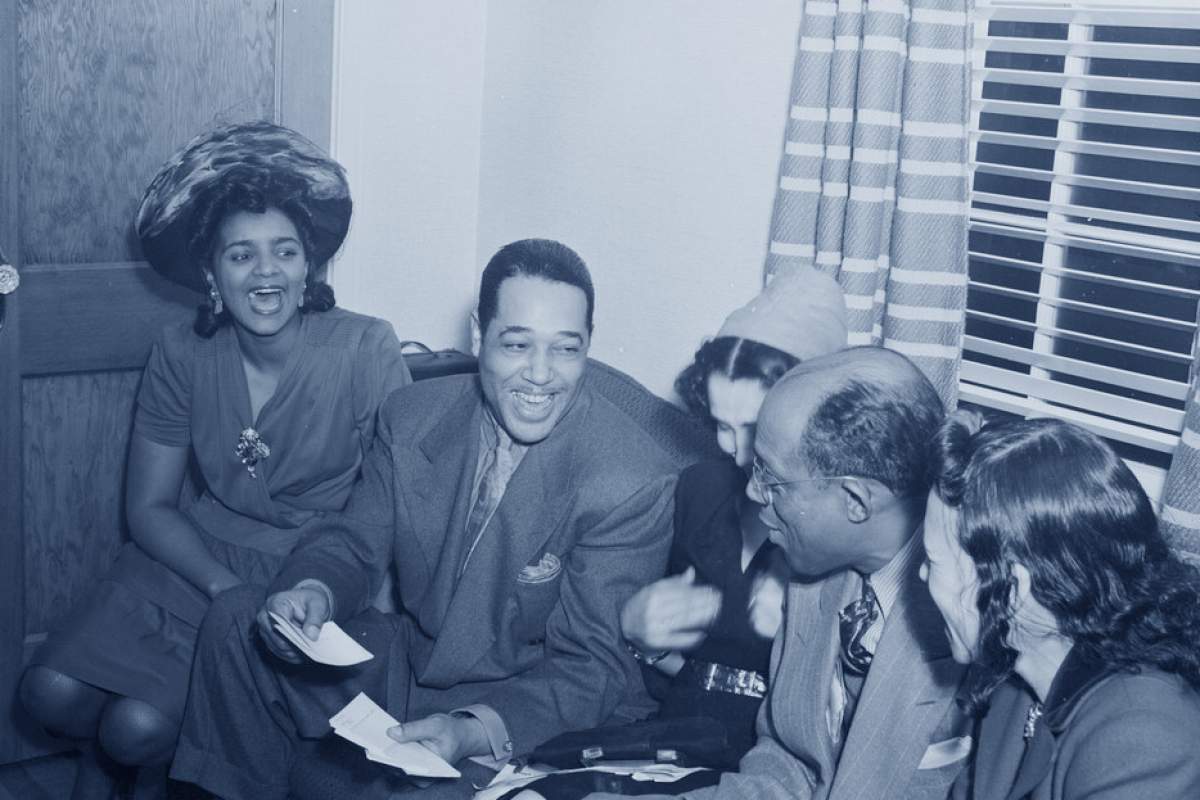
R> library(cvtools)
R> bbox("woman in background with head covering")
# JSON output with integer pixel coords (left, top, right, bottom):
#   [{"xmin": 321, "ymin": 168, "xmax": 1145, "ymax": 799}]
[
  {"xmin": 619, "ymin": 265, "xmax": 848, "ymax": 768},
  {"xmin": 922, "ymin": 413, "xmax": 1200, "ymax": 799},
  {"xmin": 20, "ymin": 122, "xmax": 411, "ymax": 794}
]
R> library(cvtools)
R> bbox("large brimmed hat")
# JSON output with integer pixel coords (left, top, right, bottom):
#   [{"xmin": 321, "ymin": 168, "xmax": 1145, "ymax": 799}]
[
  {"xmin": 716, "ymin": 264, "xmax": 848, "ymax": 361},
  {"xmin": 135, "ymin": 121, "xmax": 351, "ymax": 292}
]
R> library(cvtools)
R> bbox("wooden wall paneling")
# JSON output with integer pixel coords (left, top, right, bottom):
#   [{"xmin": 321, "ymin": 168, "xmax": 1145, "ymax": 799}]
[
  {"xmin": 22, "ymin": 371, "xmax": 141, "ymax": 635},
  {"xmin": 19, "ymin": 262, "xmax": 198, "ymax": 376},
  {"xmin": 277, "ymin": 0, "xmax": 336, "ymax": 151},
  {"xmin": 0, "ymin": 0, "xmax": 26, "ymax": 765},
  {"xmin": 18, "ymin": 0, "xmax": 277, "ymax": 265},
  {"xmin": 2, "ymin": 0, "xmax": 336, "ymax": 763}
]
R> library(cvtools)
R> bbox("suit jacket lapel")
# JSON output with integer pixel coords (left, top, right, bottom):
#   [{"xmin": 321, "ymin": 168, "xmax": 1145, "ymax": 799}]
[
  {"xmin": 831, "ymin": 561, "xmax": 966, "ymax": 800},
  {"xmin": 418, "ymin": 386, "xmax": 588, "ymax": 685},
  {"xmin": 410, "ymin": 387, "xmax": 483, "ymax": 625},
  {"xmin": 775, "ymin": 574, "xmax": 852, "ymax": 789}
]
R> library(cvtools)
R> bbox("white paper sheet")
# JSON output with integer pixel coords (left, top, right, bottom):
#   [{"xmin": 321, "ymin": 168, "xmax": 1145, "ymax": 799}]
[
  {"xmin": 268, "ymin": 611, "xmax": 374, "ymax": 666},
  {"xmin": 330, "ymin": 692, "xmax": 461, "ymax": 779}
]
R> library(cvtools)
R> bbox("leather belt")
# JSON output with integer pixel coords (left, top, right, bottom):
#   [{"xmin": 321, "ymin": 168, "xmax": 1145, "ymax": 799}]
[{"xmin": 682, "ymin": 659, "xmax": 767, "ymax": 699}]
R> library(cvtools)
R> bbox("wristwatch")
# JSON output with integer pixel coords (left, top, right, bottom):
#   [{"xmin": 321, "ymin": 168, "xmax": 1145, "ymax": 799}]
[{"xmin": 625, "ymin": 641, "xmax": 671, "ymax": 666}]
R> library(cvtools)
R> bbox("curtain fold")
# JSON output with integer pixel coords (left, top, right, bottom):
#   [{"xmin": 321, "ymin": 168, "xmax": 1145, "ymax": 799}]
[
  {"xmin": 764, "ymin": 0, "xmax": 972, "ymax": 407},
  {"xmin": 1161, "ymin": 325, "xmax": 1200, "ymax": 563}
]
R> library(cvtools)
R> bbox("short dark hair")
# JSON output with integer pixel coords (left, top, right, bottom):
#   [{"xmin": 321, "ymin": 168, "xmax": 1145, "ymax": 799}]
[
  {"xmin": 186, "ymin": 165, "xmax": 335, "ymax": 337},
  {"xmin": 477, "ymin": 239, "xmax": 594, "ymax": 335},
  {"xmin": 796, "ymin": 346, "xmax": 944, "ymax": 501},
  {"xmin": 674, "ymin": 336, "xmax": 799, "ymax": 425},
  {"xmin": 932, "ymin": 413, "xmax": 1200, "ymax": 713}
]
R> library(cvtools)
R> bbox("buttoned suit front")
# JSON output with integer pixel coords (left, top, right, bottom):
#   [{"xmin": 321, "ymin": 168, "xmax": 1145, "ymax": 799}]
[
  {"xmin": 680, "ymin": 548, "xmax": 972, "ymax": 800},
  {"xmin": 172, "ymin": 370, "xmax": 689, "ymax": 800}
]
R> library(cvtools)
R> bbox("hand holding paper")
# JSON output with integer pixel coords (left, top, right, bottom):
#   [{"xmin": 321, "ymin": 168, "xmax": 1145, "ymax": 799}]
[
  {"xmin": 330, "ymin": 693, "xmax": 461, "ymax": 779},
  {"xmin": 268, "ymin": 611, "xmax": 374, "ymax": 667},
  {"xmin": 257, "ymin": 586, "xmax": 334, "ymax": 663}
]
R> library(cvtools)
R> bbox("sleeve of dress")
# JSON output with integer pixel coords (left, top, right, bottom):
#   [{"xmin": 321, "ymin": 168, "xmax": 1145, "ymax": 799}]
[
  {"xmin": 351, "ymin": 318, "xmax": 412, "ymax": 447},
  {"xmin": 132, "ymin": 326, "xmax": 192, "ymax": 447}
]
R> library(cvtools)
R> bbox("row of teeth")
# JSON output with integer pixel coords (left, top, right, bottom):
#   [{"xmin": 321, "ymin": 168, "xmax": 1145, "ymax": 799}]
[
  {"xmin": 251, "ymin": 288, "xmax": 282, "ymax": 296},
  {"xmin": 515, "ymin": 392, "xmax": 552, "ymax": 404}
]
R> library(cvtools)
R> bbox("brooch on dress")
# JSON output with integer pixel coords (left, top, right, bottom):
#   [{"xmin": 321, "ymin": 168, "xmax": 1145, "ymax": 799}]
[
  {"xmin": 1023, "ymin": 701, "xmax": 1045, "ymax": 740},
  {"xmin": 236, "ymin": 427, "xmax": 271, "ymax": 478}
]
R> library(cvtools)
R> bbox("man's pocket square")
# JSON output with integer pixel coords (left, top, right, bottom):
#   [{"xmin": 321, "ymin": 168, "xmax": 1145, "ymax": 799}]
[
  {"xmin": 518, "ymin": 553, "xmax": 562, "ymax": 584},
  {"xmin": 918, "ymin": 736, "xmax": 973, "ymax": 770}
]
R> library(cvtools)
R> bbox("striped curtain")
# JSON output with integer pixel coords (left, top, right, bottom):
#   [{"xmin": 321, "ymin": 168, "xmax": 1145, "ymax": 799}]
[
  {"xmin": 764, "ymin": 0, "xmax": 972, "ymax": 407},
  {"xmin": 1161, "ymin": 331, "xmax": 1200, "ymax": 563}
]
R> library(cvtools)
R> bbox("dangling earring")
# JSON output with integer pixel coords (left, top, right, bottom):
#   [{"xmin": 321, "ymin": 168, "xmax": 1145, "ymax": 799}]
[
  {"xmin": 298, "ymin": 281, "xmax": 307, "ymax": 309},
  {"xmin": 208, "ymin": 285, "xmax": 224, "ymax": 315}
]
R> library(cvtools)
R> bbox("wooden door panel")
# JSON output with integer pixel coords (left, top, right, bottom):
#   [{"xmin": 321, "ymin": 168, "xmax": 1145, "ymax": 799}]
[
  {"xmin": 0, "ymin": 0, "xmax": 337, "ymax": 764},
  {"xmin": 20, "ymin": 263, "xmax": 195, "ymax": 374},
  {"xmin": 1, "ymin": 0, "xmax": 26, "ymax": 771},
  {"xmin": 22, "ymin": 371, "xmax": 140, "ymax": 635},
  {"xmin": 18, "ymin": 0, "xmax": 277, "ymax": 264}
]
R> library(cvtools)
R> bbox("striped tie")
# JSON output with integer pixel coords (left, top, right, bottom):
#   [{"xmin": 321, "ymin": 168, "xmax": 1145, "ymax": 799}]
[{"xmin": 839, "ymin": 578, "xmax": 878, "ymax": 676}]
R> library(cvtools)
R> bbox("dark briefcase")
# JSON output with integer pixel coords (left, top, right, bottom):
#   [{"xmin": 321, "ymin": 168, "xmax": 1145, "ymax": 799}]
[{"xmin": 400, "ymin": 341, "xmax": 478, "ymax": 382}]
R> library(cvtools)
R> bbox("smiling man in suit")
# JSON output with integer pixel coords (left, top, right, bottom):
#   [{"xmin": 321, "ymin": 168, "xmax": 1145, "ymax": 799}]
[
  {"xmin": 170, "ymin": 239, "xmax": 684, "ymax": 800},
  {"xmin": 592, "ymin": 346, "xmax": 974, "ymax": 800}
]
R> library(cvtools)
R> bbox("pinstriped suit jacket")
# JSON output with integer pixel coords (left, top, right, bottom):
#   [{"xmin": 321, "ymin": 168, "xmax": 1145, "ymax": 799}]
[{"xmin": 683, "ymin": 542, "xmax": 972, "ymax": 800}]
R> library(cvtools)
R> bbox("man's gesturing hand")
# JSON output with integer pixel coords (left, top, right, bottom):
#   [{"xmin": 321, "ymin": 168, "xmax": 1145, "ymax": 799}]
[{"xmin": 620, "ymin": 566, "xmax": 723, "ymax": 654}]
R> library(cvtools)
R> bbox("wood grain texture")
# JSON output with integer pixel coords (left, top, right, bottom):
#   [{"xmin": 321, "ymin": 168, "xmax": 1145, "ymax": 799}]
[
  {"xmin": 0, "ymin": 0, "xmax": 27, "ymax": 765},
  {"xmin": 22, "ymin": 370, "xmax": 140, "ymax": 635},
  {"xmin": 18, "ymin": 0, "xmax": 277, "ymax": 264},
  {"xmin": 278, "ymin": 0, "xmax": 336, "ymax": 150},
  {"xmin": 19, "ymin": 262, "xmax": 197, "ymax": 376}
]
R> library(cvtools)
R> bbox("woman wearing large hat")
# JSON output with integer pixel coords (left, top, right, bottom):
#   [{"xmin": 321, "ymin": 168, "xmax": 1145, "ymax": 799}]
[{"xmin": 20, "ymin": 121, "xmax": 411, "ymax": 792}]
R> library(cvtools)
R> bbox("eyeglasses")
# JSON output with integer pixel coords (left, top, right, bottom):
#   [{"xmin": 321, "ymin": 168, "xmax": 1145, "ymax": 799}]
[{"xmin": 750, "ymin": 457, "xmax": 853, "ymax": 505}]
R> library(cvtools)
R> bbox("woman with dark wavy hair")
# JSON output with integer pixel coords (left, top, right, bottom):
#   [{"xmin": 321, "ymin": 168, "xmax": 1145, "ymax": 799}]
[
  {"xmin": 616, "ymin": 266, "xmax": 847, "ymax": 770},
  {"xmin": 20, "ymin": 122, "xmax": 411, "ymax": 796},
  {"xmin": 920, "ymin": 412, "xmax": 1200, "ymax": 800}
]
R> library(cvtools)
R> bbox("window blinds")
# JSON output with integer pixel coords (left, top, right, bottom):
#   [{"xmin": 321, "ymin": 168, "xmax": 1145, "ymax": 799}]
[{"xmin": 964, "ymin": 0, "xmax": 1200, "ymax": 461}]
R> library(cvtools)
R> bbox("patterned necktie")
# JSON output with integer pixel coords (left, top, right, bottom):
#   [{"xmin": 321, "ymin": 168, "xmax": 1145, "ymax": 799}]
[
  {"xmin": 460, "ymin": 436, "xmax": 517, "ymax": 576},
  {"xmin": 839, "ymin": 578, "xmax": 879, "ymax": 676}
]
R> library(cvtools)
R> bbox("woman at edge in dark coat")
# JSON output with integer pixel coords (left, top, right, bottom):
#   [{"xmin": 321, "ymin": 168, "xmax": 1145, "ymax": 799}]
[{"xmin": 921, "ymin": 413, "xmax": 1200, "ymax": 800}]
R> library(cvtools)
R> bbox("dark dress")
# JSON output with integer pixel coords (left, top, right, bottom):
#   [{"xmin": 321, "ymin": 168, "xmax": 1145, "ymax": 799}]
[
  {"xmin": 648, "ymin": 457, "xmax": 780, "ymax": 764},
  {"xmin": 31, "ymin": 308, "xmax": 411, "ymax": 722}
]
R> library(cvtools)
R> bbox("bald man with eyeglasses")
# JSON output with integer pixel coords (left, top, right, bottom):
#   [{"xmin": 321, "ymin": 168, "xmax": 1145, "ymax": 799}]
[{"xmin": 590, "ymin": 346, "xmax": 976, "ymax": 800}]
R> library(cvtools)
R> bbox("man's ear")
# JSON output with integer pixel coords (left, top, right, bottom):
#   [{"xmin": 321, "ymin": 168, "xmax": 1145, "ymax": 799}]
[
  {"xmin": 469, "ymin": 312, "xmax": 482, "ymax": 357},
  {"xmin": 841, "ymin": 477, "xmax": 872, "ymax": 523}
]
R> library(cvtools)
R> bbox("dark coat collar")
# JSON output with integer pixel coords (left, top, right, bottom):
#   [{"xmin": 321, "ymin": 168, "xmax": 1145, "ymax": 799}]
[{"xmin": 1042, "ymin": 647, "xmax": 1116, "ymax": 734}]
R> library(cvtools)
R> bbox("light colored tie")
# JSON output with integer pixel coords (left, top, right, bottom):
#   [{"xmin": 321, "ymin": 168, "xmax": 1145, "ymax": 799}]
[{"xmin": 460, "ymin": 437, "xmax": 517, "ymax": 576}]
